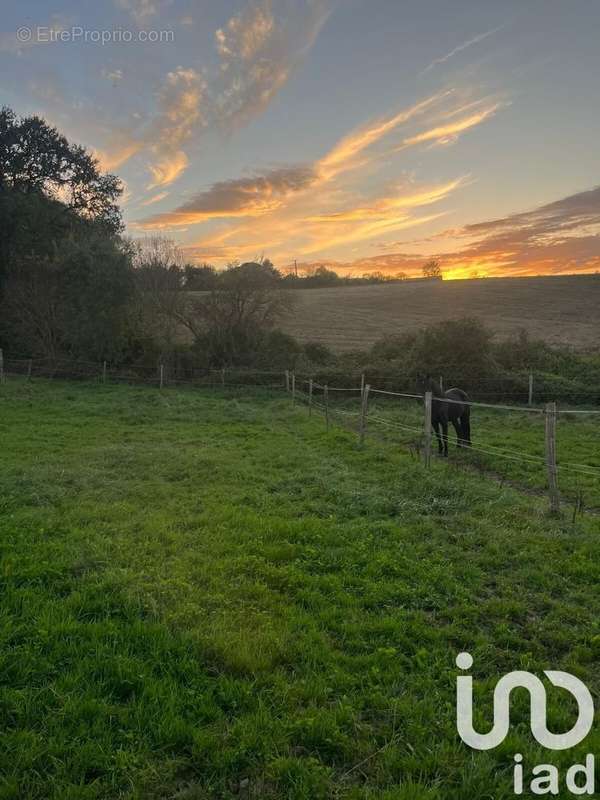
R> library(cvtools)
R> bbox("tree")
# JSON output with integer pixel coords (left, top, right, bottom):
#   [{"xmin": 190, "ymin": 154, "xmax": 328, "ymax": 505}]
[
  {"xmin": 0, "ymin": 106, "xmax": 122, "ymax": 233},
  {"xmin": 422, "ymin": 259, "xmax": 442, "ymax": 279},
  {"xmin": 183, "ymin": 263, "xmax": 218, "ymax": 290},
  {"xmin": 0, "ymin": 108, "xmax": 129, "ymax": 358},
  {"xmin": 303, "ymin": 265, "xmax": 340, "ymax": 287},
  {"xmin": 130, "ymin": 236, "xmax": 188, "ymax": 361},
  {"xmin": 2, "ymin": 232, "xmax": 133, "ymax": 360},
  {"xmin": 186, "ymin": 261, "xmax": 295, "ymax": 366},
  {"xmin": 412, "ymin": 318, "xmax": 494, "ymax": 382}
]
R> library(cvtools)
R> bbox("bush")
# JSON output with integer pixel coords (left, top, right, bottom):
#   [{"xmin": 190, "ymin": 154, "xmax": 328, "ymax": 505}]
[{"xmin": 303, "ymin": 341, "xmax": 334, "ymax": 365}]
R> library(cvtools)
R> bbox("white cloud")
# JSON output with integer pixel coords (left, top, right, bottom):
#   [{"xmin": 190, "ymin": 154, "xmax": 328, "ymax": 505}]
[{"xmin": 420, "ymin": 25, "xmax": 505, "ymax": 75}]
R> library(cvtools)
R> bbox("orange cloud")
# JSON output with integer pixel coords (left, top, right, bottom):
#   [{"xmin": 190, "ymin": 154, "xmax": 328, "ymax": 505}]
[
  {"xmin": 182, "ymin": 179, "xmax": 462, "ymax": 263},
  {"xmin": 141, "ymin": 165, "xmax": 317, "ymax": 227},
  {"xmin": 317, "ymin": 92, "xmax": 449, "ymax": 180},
  {"xmin": 138, "ymin": 90, "xmax": 502, "ymax": 266},
  {"xmin": 138, "ymin": 91, "xmax": 457, "ymax": 229},
  {"xmin": 147, "ymin": 151, "xmax": 189, "ymax": 189},
  {"xmin": 139, "ymin": 190, "xmax": 170, "ymax": 207},
  {"xmin": 313, "ymin": 185, "xmax": 600, "ymax": 279},
  {"xmin": 95, "ymin": 138, "xmax": 143, "ymax": 171},
  {"xmin": 306, "ymin": 178, "xmax": 465, "ymax": 223},
  {"xmin": 400, "ymin": 104, "xmax": 501, "ymax": 148}
]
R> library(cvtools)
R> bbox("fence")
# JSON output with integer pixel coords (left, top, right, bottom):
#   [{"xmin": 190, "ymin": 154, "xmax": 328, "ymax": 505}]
[
  {"xmin": 0, "ymin": 351, "xmax": 286, "ymax": 390},
  {"xmin": 289, "ymin": 372, "xmax": 600, "ymax": 518},
  {"xmin": 1, "ymin": 349, "xmax": 599, "ymax": 517}
]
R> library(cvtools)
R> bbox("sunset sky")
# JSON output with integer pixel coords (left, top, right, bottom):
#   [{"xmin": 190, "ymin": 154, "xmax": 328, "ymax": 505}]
[{"xmin": 2, "ymin": 0, "xmax": 600, "ymax": 278}]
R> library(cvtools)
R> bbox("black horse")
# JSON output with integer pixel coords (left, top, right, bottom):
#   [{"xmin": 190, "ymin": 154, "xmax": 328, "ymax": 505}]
[{"xmin": 417, "ymin": 375, "xmax": 471, "ymax": 457}]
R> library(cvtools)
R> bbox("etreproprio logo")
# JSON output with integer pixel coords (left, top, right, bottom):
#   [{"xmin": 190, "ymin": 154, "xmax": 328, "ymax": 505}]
[{"xmin": 455, "ymin": 652, "xmax": 596, "ymax": 795}]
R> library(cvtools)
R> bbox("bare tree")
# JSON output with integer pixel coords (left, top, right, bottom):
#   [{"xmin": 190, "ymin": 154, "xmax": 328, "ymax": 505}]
[
  {"xmin": 185, "ymin": 261, "xmax": 295, "ymax": 365},
  {"xmin": 422, "ymin": 259, "xmax": 442, "ymax": 279},
  {"xmin": 131, "ymin": 236, "xmax": 190, "ymax": 358}
]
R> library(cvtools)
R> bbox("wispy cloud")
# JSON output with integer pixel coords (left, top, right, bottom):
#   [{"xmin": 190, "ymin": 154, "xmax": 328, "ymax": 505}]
[
  {"xmin": 328, "ymin": 185, "xmax": 600, "ymax": 278},
  {"xmin": 214, "ymin": 0, "xmax": 333, "ymax": 131},
  {"xmin": 95, "ymin": 136, "xmax": 144, "ymax": 171},
  {"xmin": 305, "ymin": 178, "xmax": 465, "ymax": 223},
  {"xmin": 96, "ymin": 1, "xmax": 330, "ymax": 193},
  {"xmin": 179, "ymin": 175, "xmax": 464, "ymax": 264},
  {"xmin": 139, "ymin": 90, "xmax": 458, "ymax": 229},
  {"xmin": 139, "ymin": 191, "xmax": 170, "ymax": 207},
  {"xmin": 317, "ymin": 92, "xmax": 449, "ymax": 180},
  {"xmin": 114, "ymin": 0, "xmax": 170, "ymax": 26},
  {"xmin": 141, "ymin": 165, "xmax": 317, "ymax": 227},
  {"xmin": 399, "ymin": 103, "xmax": 502, "ymax": 148},
  {"xmin": 101, "ymin": 67, "xmax": 124, "ymax": 84},
  {"xmin": 420, "ymin": 25, "xmax": 505, "ymax": 75},
  {"xmin": 95, "ymin": 66, "xmax": 207, "ymax": 187},
  {"xmin": 139, "ymin": 88, "xmax": 492, "ymax": 240}
]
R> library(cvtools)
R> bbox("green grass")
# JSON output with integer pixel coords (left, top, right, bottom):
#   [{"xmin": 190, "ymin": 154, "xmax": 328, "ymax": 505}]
[
  {"xmin": 323, "ymin": 392, "xmax": 600, "ymax": 510},
  {"xmin": 1, "ymin": 378, "xmax": 599, "ymax": 799}
]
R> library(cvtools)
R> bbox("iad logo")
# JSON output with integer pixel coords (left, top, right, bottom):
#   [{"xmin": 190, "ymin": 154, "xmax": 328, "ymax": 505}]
[{"xmin": 455, "ymin": 652, "xmax": 596, "ymax": 795}]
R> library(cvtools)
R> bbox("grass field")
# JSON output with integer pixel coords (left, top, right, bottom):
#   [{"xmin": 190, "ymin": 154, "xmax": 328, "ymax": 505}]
[
  {"xmin": 308, "ymin": 390, "xmax": 600, "ymax": 511},
  {"xmin": 1, "ymin": 379, "xmax": 600, "ymax": 799},
  {"xmin": 279, "ymin": 275, "xmax": 600, "ymax": 352}
]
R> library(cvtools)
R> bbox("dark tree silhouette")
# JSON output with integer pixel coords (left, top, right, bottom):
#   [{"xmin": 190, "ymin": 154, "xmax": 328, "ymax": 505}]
[{"xmin": 422, "ymin": 259, "xmax": 442, "ymax": 279}]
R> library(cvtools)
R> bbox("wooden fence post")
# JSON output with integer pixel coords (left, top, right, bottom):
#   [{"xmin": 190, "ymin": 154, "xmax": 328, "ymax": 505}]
[
  {"xmin": 159, "ymin": 364, "xmax": 164, "ymax": 390},
  {"xmin": 528, "ymin": 371, "xmax": 534, "ymax": 406},
  {"xmin": 360, "ymin": 372, "xmax": 365, "ymax": 400},
  {"xmin": 423, "ymin": 390, "xmax": 433, "ymax": 467},
  {"xmin": 102, "ymin": 360, "xmax": 107, "ymax": 384},
  {"xmin": 545, "ymin": 401, "xmax": 560, "ymax": 515},
  {"xmin": 0, "ymin": 348, "xmax": 4, "ymax": 384},
  {"xmin": 291, "ymin": 372, "xmax": 296, "ymax": 404},
  {"xmin": 285, "ymin": 369, "xmax": 290, "ymax": 393},
  {"xmin": 324, "ymin": 385, "xmax": 330, "ymax": 430},
  {"xmin": 439, "ymin": 375, "xmax": 444, "ymax": 393},
  {"xmin": 27, "ymin": 359, "xmax": 32, "ymax": 381},
  {"xmin": 359, "ymin": 383, "xmax": 371, "ymax": 445},
  {"xmin": 308, "ymin": 378, "xmax": 313, "ymax": 416}
]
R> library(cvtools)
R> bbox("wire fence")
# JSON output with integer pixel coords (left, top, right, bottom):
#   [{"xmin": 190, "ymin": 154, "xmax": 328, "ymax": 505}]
[
  {"xmin": 291, "ymin": 372, "xmax": 600, "ymax": 518},
  {"xmin": 1, "ymin": 350, "xmax": 599, "ymax": 517}
]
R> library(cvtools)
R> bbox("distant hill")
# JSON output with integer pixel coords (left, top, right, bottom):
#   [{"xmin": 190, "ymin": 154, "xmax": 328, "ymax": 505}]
[{"xmin": 279, "ymin": 274, "xmax": 600, "ymax": 352}]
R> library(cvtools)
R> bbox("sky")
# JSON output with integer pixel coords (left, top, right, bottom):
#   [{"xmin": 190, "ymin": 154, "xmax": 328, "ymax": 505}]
[{"xmin": 2, "ymin": 0, "xmax": 600, "ymax": 279}]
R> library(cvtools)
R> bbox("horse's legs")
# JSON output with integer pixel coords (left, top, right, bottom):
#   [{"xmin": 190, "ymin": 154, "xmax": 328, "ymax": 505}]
[
  {"xmin": 440, "ymin": 418, "xmax": 449, "ymax": 456},
  {"xmin": 433, "ymin": 420, "xmax": 444, "ymax": 455},
  {"xmin": 461, "ymin": 410, "xmax": 471, "ymax": 447},
  {"xmin": 451, "ymin": 418, "xmax": 462, "ymax": 447}
]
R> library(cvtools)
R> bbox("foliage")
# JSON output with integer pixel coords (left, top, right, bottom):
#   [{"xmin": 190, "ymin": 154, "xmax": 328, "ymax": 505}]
[
  {"xmin": 0, "ymin": 106, "xmax": 128, "ymax": 360},
  {"xmin": 0, "ymin": 106, "xmax": 122, "ymax": 236},
  {"xmin": 303, "ymin": 341, "xmax": 335, "ymax": 365},
  {"xmin": 366, "ymin": 318, "xmax": 495, "ymax": 385},
  {"xmin": 281, "ymin": 265, "xmax": 406, "ymax": 288},
  {"xmin": 173, "ymin": 261, "xmax": 296, "ymax": 367},
  {"xmin": 1, "ymin": 224, "xmax": 133, "ymax": 360},
  {"xmin": 183, "ymin": 262, "xmax": 218, "ymax": 290}
]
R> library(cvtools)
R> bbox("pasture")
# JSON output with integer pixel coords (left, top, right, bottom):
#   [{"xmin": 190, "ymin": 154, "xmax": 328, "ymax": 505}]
[
  {"xmin": 307, "ymin": 387, "xmax": 600, "ymax": 512},
  {"xmin": 279, "ymin": 275, "xmax": 600, "ymax": 352},
  {"xmin": 1, "ymin": 379, "xmax": 600, "ymax": 800}
]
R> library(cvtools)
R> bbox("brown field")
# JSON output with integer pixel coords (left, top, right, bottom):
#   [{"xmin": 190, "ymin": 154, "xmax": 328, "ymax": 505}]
[{"xmin": 279, "ymin": 274, "xmax": 600, "ymax": 352}]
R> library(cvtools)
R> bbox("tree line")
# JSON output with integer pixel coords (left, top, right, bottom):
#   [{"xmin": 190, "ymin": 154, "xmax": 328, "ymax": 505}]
[
  {"xmin": 0, "ymin": 107, "xmax": 443, "ymax": 371},
  {"xmin": 0, "ymin": 108, "xmax": 301, "ymax": 368},
  {"xmin": 3, "ymin": 106, "xmax": 594, "ymax": 400}
]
